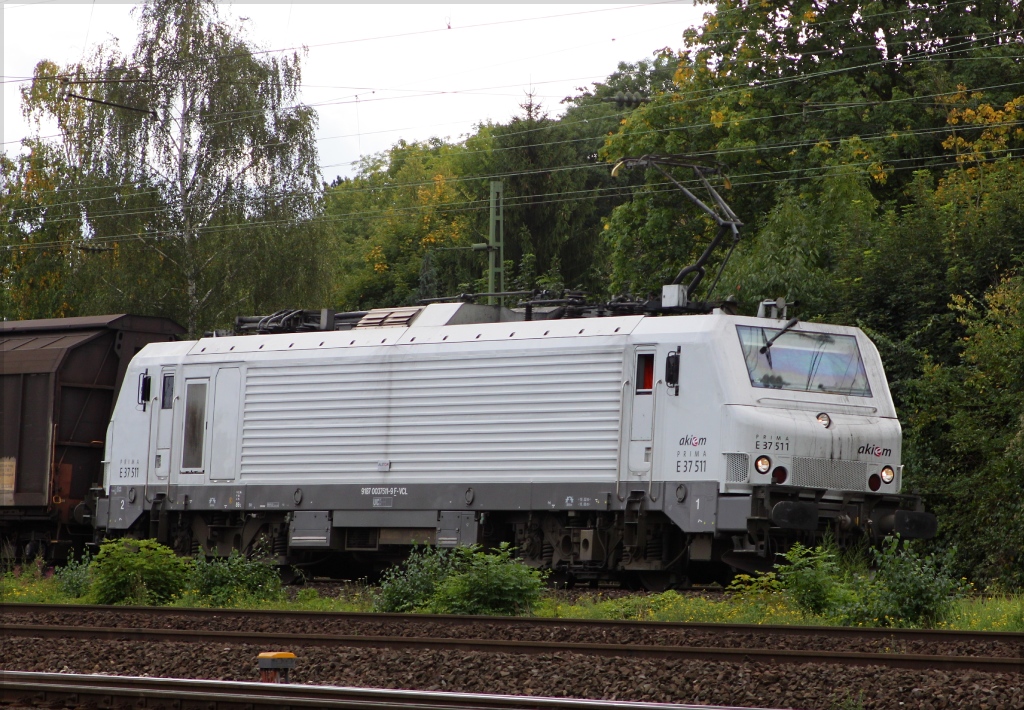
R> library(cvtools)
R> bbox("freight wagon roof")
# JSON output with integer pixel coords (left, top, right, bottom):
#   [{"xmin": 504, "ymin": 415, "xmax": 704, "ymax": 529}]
[
  {"xmin": 0, "ymin": 314, "xmax": 185, "ymax": 335},
  {"xmin": 0, "ymin": 330, "xmax": 105, "ymax": 376}
]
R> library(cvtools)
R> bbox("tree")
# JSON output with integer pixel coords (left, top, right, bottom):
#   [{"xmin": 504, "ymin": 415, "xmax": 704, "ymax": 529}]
[
  {"xmin": 1, "ymin": 143, "xmax": 86, "ymax": 320},
  {"xmin": 600, "ymin": 0, "xmax": 1024, "ymax": 306},
  {"xmin": 905, "ymin": 274, "xmax": 1024, "ymax": 589},
  {"xmin": 326, "ymin": 139, "xmax": 479, "ymax": 310},
  {"xmin": 18, "ymin": 0, "xmax": 326, "ymax": 334}
]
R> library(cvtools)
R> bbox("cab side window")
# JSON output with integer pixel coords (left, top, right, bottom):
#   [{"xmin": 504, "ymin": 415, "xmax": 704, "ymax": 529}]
[
  {"xmin": 161, "ymin": 374, "xmax": 174, "ymax": 409},
  {"xmin": 635, "ymin": 353, "xmax": 654, "ymax": 394}
]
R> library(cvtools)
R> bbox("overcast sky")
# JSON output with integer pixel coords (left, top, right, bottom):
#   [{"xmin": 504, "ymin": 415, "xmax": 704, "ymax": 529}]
[{"xmin": 3, "ymin": 2, "xmax": 704, "ymax": 180}]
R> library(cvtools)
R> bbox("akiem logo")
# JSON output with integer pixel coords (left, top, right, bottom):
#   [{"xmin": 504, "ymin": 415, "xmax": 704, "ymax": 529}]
[
  {"xmin": 679, "ymin": 435, "xmax": 707, "ymax": 447},
  {"xmin": 858, "ymin": 443, "xmax": 892, "ymax": 457}
]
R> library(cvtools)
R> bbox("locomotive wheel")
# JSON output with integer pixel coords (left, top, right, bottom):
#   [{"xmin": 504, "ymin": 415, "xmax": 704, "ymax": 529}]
[{"xmin": 638, "ymin": 571, "xmax": 672, "ymax": 592}]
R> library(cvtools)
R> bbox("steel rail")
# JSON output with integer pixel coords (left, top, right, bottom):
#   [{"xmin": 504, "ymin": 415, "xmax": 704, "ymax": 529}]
[
  {"xmin": 1, "ymin": 623, "xmax": 1020, "ymax": 674},
  {"xmin": 0, "ymin": 671, "xmax": 773, "ymax": 710},
  {"xmin": 2, "ymin": 602, "xmax": 1021, "ymax": 647}
]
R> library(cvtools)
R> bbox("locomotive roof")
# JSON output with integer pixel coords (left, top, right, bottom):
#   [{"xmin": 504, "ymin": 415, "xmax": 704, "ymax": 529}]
[
  {"xmin": 127, "ymin": 303, "xmax": 872, "ymax": 360},
  {"xmin": 125, "ymin": 304, "xmax": 894, "ymax": 417}
]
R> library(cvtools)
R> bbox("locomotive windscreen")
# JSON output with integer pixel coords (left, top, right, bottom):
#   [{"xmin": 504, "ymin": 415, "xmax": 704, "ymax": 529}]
[{"xmin": 736, "ymin": 325, "xmax": 872, "ymax": 397}]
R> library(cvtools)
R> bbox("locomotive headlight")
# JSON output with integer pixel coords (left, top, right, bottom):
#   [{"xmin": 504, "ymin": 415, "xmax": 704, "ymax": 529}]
[
  {"xmin": 816, "ymin": 412, "xmax": 832, "ymax": 428},
  {"xmin": 880, "ymin": 465, "xmax": 895, "ymax": 484},
  {"xmin": 755, "ymin": 455, "xmax": 772, "ymax": 474}
]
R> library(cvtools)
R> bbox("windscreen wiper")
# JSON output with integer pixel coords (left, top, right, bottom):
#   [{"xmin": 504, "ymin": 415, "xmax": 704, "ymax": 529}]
[{"xmin": 759, "ymin": 318, "xmax": 799, "ymax": 356}]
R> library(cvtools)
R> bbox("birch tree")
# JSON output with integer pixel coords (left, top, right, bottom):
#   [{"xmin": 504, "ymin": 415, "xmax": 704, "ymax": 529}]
[{"xmin": 20, "ymin": 0, "xmax": 325, "ymax": 334}]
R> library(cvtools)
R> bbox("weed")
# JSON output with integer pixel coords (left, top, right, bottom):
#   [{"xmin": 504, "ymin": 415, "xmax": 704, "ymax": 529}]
[
  {"xmin": 182, "ymin": 550, "xmax": 283, "ymax": 607},
  {"xmin": 296, "ymin": 587, "xmax": 320, "ymax": 604},
  {"xmin": 775, "ymin": 541, "xmax": 844, "ymax": 616},
  {"xmin": 829, "ymin": 690, "xmax": 866, "ymax": 710},
  {"xmin": 374, "ymin": 545, "xmax": 464, "ymax": 613},
  {"xmin": 54, "ymin": 551, "xmax": 92, "ymax": 599}
]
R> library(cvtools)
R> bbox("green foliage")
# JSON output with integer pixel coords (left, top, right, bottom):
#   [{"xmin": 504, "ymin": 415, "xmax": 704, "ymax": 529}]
[
  {"xmin": 775, "ymin": 542, "xmax": 844, "ymax": 617},
  {"xmin": 54, "ymin": 551, "xmax": 92, "ymax": 599},
  {"xmin": 829, "ymin": 691, "xmax": 866, "ymax": 710},
  {"xmin": 840, "ymin": 537, "xmax": 966, "ymax": 628},
  {"xmin": 374, "ymin": 544, "xmax": 545, "ymax": 616},
  {"xmin": 726, "ymin": 571, "xmax": 782, "ymax": 598},
  {"xmin": 904, "ymin": 272, "xmax": 1024, "ymax": 588},
  {"xmin": 745, "ymin": 537, "xmax": 966, "ymax": 627},
  {"xmin": 90, "ymin": 539, "xmax": 188, "ymax": 606},
  {"xmin": 182, "ymin": 550, "xmax": 283, "ymax": 607},
  {"xmin": 295, "ymin": 587, "xmax": 320, "ymax": 604},
  {"xmin": 426, "ymin": 543, "xmax": 546, "ymax": 616},
  {"xmin": 373, "ymin": 545, "xmax": 465, "ymax": 613}
]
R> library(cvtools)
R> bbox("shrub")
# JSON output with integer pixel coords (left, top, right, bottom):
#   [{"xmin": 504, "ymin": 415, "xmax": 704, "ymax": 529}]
[
  {"xmin": 426, "ymin": 543, "xmax": 545, "ymax": 616},
  {"xmin": 375, "ymin": 544, "xmax": 545, "ymax": 615},
  {"xmin": 90, "ymin": 539, "xmax": 188, "ymax": 605},
  {"xmin": 374, "ymin": 545, "xmax": 464, "ymax": 613},
  {"xmin": 185, "ymin": 550, "xmax": 283, "ymax": 606},
  {"xmin": 841, "ymin": 536, "xmax": 965, "ymax": 627},
  {"xmin": 54, "ymin": 551, "xmax": 92, "ymax": 599}
]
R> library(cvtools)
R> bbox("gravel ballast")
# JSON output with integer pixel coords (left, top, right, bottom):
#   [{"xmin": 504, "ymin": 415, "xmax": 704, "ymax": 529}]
[
  {"xmin": 3, "ymin": 608, "xmax": 1020, "ymax": 659},
  {"xmin": 1, "ymin": 635, "xmax": 1020, "ymax": 710}
]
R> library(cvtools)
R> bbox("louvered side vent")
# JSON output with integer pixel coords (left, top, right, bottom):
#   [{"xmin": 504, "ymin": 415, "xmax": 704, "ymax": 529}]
[
  {"xmin": 792, "ymin": 457, "xmax": 868, "ymax": 491},
  {"xmin": 355, "ymin": 306, "xmax": 423, "ymax": 328},
  {"xmin": 725, "ymin": 453, "xmax": 749, "ymax": 483},
  {"xmin": 345, "ymin": 528, "xmax": 379, "ymax": 551}
]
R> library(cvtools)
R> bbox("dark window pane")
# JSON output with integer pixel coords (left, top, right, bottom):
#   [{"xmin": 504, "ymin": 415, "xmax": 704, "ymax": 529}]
[
  {"xmin": 636, "ymin": 353, "xmax": 654, "ymax": 393},
  {"xmin": 161, "ymin": 375, "xmax": 174, "ymax": 409},
  {"xmin": 181, "ymin": 382, "xmax": 207, "ymax": 469}
]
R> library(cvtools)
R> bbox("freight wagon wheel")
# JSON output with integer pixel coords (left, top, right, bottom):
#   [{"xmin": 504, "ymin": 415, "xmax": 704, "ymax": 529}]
[
  {"xmin": 278, "ymin": 566, "xmax": 302, "ymax": 585},
  {"xmin": 23, "ymin": 539, "xmax": 47, "ymax": 563}
]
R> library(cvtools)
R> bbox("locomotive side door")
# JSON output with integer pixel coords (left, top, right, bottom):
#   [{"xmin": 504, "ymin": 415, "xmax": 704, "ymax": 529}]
[
  {"xmin": 148, "ymin": 367, "xmax": 177, "ymax": 484},
  {"xmin": 175, "ymin": 373, "xmax": 211, "ymax": 484},
  {"xmin": 625, "ymin": 346, "xmax": 658, "ymax": 478},
  {"xmin": 208, "ymin": 367, "xmax": 241, "ymax": 482}
]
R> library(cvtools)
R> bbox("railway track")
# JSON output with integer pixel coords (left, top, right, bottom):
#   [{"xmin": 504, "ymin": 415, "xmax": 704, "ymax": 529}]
[
  {"xmin": 0, "ymin": 672, "xmax": 775, "ymax": 710},
  {"xmin": 1, "ymin": 621, "xmax": 1019, "ymax": 674},
  {"xmin": 1, "ymin": 604, "xmax": 1020, "ymax": 675},
  {"xmin": 4, "ymin": 601, "xmax": 1022, "ymax": 646}
]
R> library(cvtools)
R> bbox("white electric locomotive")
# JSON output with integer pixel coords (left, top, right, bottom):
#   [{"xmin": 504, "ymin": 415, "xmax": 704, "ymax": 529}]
[{"xmin": 97, "ymin": 299, "xmax": 935, "ymax": 585}]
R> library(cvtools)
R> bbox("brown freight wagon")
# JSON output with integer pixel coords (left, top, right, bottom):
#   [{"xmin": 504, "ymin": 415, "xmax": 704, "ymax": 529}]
[{"xmin": 0, "ymin": 314, "xmax": 184, "ymax": 561}]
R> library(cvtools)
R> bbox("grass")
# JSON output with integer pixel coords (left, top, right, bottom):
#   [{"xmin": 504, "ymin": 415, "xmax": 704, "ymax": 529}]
[
  {"xmin": 535, "ymin": 589, "xmax": 1024, "ymax": 630},
  {"xmin": 2, "ymin": 566, "xmax": 1020, "ymax": 630}
]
